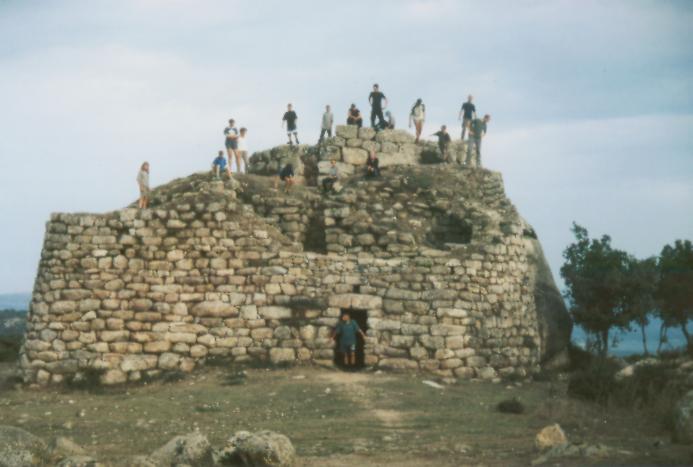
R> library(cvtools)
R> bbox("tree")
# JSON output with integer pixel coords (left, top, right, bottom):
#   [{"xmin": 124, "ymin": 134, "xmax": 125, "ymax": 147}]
[
  {"xmin": 621, "ymin": 256, "xmax": 659, "ymax": 355},
  {"xmin": 561, "ymin": 223, "xmax": 630, "ymax": 356},
  {"xmin": 657, "ymin": 239, "xmax": 693, "ymax": 349}
]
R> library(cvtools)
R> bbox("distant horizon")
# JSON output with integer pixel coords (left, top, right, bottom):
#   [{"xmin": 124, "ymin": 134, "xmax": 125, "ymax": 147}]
[{"xmin": 1, "ymin": 0, "xmax": 691, "ymax": 294}]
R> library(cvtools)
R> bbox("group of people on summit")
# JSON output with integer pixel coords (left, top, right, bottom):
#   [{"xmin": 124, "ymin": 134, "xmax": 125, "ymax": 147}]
[{"xmin": 136, "ymin": 84, "xmax": 492, "ymax": 206}]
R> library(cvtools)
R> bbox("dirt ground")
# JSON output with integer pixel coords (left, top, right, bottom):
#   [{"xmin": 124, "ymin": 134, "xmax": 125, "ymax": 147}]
[{"xmin": 0, "ymin": 362, "xmax": 690, "ymax": 466}]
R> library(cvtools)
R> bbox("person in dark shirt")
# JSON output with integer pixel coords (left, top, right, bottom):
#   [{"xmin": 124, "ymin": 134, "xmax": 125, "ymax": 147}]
[
  {"xmin": 368, "ymin": 83, "xmax": 388, "ymax": 129},
  {"xmin": 366, "ymin": 149, "xmax": 380, "ymax": 178},
  {"xmin": 275, "ymin": 163, "xmax": 295, "ymax": 191},
  {"xmin": 332, "ymin": 312, "xmax": 366, "ymax": 368},
  {"xmin": 433, "ymin": 125, "xmax": 452, "ymax": 161},
  {"xmin": 282, "ymin": 103, "xmax": 300, "ymax": 145},
  {"xmin": 458, "ymin": 95, "xmax": 477, "ymax": 140},
  {"xmin": 466, "ymin": 114, "xmax": 491, "ymax": 167},
  {"xmin": 347, "ymin": 104, "xmax": 363, "ymax": 128}
]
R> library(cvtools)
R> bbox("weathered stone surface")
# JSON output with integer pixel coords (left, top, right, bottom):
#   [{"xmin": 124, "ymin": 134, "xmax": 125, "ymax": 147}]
[
  {"xmin": 269, "ymin": 348, "xmax": 295, "ymax": 364},
  {"xmin": 214, "ymin": 430, "xmax": 295, "ymax": 466},
  {"xmin": 20, "ymin": 138, "xmax": 570, "ymax": 387},
  {"xmin": 535, "ymin": 423, "xmax": 568, "ymax": 451},
  {"xmin": 149, "ymin": 432, "xmax": 212, "ymax": 466},
  {"xmin": 522, "ymin": 220, "xmax": 572, "ymax": 363},
  {"xmin": 191, "ymin": 301, "xmax": 236, "ymax": 318},
  {"xmin": 0, "ymin": 425, "xmax": 49, "ymax": 466}
]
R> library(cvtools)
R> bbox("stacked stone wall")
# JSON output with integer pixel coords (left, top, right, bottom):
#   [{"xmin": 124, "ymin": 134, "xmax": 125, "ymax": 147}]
[{"xmin": 20, "ymin": 156, "xmax": 560, "ymax": 386}]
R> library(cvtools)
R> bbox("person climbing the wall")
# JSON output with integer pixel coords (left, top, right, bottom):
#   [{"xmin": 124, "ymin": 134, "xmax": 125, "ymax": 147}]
[
  {"xmin": 366, "ymin": 149, "xmax": 380, "ymax": 178},
  {"xmin": 137, "ymin": 161, "xmax": 150, "ymax": 209},
  {"xmin": 466, "ymin": 114, "xmax": 491, "ymax": 167},
  {"xmin": 319, "ymin": 105, "xmax": 334, "ymax": 144},
  {"xmin": 275, "ymin": 162, "xmax": 295, "ymax": 191},
  {"xmin": 433, "ymin": 125, "xmax": 452, "ymax": 162},
  {"xmin": 212, "ymin": 150, "xmax": 230, "ymax": 179},
  {"xmin": 332, "ymin": 312, "xmax": 366, "ymax": 369},
  {"xmin": 238, "ymin": 127, "xmax": 249, "ymax": 173},
  {"xmin": 322, "ymin": 159, "xmax": 339, "ymax": 192},
  {"xmin": 347, "ymin": 103, "xmax": 363, "ymax": 128},
  {"xmin": 458, "ymin": 95, "xmax": 477, "ymax": 140},
  {"xmin": 368, "ymin": 83, "xmax": 388, "ymax": 129},
  {"xmin": 282, "ymin": 103, "xmax": 300, "ymax": 146},
  {"xmin": 409, "ymin": 98, "xmax": 426, "ymax": 143},
  {"xmin": 224, "ymin": 118, "xmax": 239, "ymax": 172}
]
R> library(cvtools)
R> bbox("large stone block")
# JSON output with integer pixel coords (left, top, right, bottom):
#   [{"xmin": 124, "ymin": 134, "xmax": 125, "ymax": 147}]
[
  {"xmin": 335, "ymin": 125, "xmax": 358, "ymax": 139},
  {"xmin": 191, "ymin": 301, "xmax": 236, "ymax": 318},
  {"xmin": 342, "ymin": 147, "xmax": 368, "ymax": 165},
  {"xmin": 269, "ymin": 348, "xmax": 295, "ymax": 364}
]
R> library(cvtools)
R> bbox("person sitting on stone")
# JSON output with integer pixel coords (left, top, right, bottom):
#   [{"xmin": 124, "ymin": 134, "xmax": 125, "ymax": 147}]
[
  {"xmin": 346, "ymin": 104, "xmax": 363, "ymax": 128},
  {"xmin": 433, "ymin": 125, "xmax": 452, "ymax": 162},
  {"xmin": 322, "ymin": 159, "xmax": 339, "ymax": 192},
  {"xmin": 332, "ymin": 312, "xmax": 366, "ymax": 369},
  {"xmin": 383, "ymin": 110, "xmax": 395, "ymax": 130},
  {"xmin": 212, "ymin": 150, "xmax": 230, "ymax": 179},
  {"xmin": 366, "ymin": 149, "xmax": 380, "ymax": 178},
  {"xmin": 137, "ymin": 161, "xmax": 150, "ymax": 209},
  {"xmin": 275, "ymin": 163, "xmax": 295, "ymax": 191}
]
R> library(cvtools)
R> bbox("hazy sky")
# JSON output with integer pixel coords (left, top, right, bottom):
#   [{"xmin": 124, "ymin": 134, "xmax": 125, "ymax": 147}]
[{"xmin": 0, "ymin": 0, "xmax": 691, "ymax": 293}]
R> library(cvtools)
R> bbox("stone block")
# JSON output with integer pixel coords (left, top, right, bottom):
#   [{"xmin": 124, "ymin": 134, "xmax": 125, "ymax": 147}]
[{"xmin": 269, "ymin": 348, "xmax": 295, "ymax": 364}]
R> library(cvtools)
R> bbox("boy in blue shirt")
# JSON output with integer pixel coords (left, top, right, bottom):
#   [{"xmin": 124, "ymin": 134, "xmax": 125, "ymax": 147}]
[
  {"xmin": 212, "ymin": 150, "xmax": 229, "ymax": 179},
  {"xmin": 332, "ymin": 312, "xmax": 366, "ymax": 368}
]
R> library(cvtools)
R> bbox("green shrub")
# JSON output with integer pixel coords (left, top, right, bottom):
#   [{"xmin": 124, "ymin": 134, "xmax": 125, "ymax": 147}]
[
  {"xmin": 567, "ymin": 359, "xmax": 620, "ymax": 404},
  {"xmin": 567, "ymin": 343, "xmax": 595, "ymax": 372}
]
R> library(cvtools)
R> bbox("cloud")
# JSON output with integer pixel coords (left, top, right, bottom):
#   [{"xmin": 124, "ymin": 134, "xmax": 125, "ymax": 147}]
[{"xmin": 0, "ymin": 0, "xmax": 691, "ymax": 293}]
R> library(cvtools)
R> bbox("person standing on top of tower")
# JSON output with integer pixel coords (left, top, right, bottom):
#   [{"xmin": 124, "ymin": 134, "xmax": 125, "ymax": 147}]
[
  {"xmin": 137, "ymin": 162, "xmax": 150, "ymax": 209},
  {"xmin": 319, "ymin": 105, "xmax": 334, "ymax": 144},
  {"xmin": 368, "ymin": 83, "xmax": 388, "ymax": 129},
  {"xmin": 224, "ymin": 118, "xmax": 240, "ymax": 172},
  {"xmin": 409, "ymin": 98, "xmax": 426, "ymax": 143},
  {"xmin": 282, "ymin": 103, "xmax": 300, "ymax": 146},
  {"xmin": 458, "ymin": 95, "xmax": 477, "ymax": 140},
  {"xmin": 237, "ymin": 128, "xmax": 249, "ymax": 173},
  {"xmin": 466, "ymin": 114, "xmax": 491, "ymax": 167}
]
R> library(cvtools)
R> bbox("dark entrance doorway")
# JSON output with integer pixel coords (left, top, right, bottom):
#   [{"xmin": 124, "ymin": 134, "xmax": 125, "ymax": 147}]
[{"xmin": 334, "ymin": 308, "xmax": 368, "ymax": 370}]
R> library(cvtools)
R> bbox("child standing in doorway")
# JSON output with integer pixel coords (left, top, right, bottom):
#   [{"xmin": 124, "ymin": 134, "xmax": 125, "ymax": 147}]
[{"xmin": 332, "ymin": 312, "xmax": 366, "ymax": 368}]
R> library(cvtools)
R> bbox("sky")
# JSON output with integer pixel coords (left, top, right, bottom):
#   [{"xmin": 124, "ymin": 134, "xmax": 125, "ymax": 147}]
[{"xmin": 0, "ymin": 0, "xmax": 692, "ymax": 294}]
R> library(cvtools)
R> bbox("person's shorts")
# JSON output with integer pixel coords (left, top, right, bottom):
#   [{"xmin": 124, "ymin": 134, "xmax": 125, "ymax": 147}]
[
  {"xmin": 462, "ymin": 117, "xmax": 472, "ymax": 126},
  {"xmin": 339, "ymin": 342, "xmax": 356, "ymax": 353},
  {"xmin": 287, "ymin": 126, "xmax": 297, "ymax": 133},
  {"xmin": 140, "ymin": 187, "xmax": 150, "ymax": 197},
  {"xmin": 225, "ymin": 139, "xmax": 238, "ymax": 150},
  {"xmin": 279, "ymin": 174, "xmax": 292, "ymax": 182}
]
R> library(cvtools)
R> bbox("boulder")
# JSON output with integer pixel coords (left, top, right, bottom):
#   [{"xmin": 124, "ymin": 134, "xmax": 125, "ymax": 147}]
[
  {"xmin": 535, "ymin": 423, "xmax": 568, "ymax": 451},
  {"xmin": 0, "ymin": 425, "xmax": 49, "ymax": 467},
  {"xmin": 214, "ymin": 430, "xmax": 295, "ymax": 466},
  {"xmin": 48, "ymin": 436, "xmax": 88, "ymax": 459},
  {"xmin": 674, "ymin": 389, "xmax": 693, "ymax": 443},
  {"xmin": 149, "ymin": 432, "xmax": 212, "ymax": 466},
  {"xmin": 521, "ymin": 219, "xmax": 572, "ymax": 363}
]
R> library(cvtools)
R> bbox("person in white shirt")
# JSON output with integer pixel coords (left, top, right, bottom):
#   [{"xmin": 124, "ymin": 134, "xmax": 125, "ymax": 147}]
[
  {"xmin": 318, "ymin": 105, "xmax": 334, "ymax": 144},
  {"xmin": 137, "ymin": 162, "xmax": 150, "ymax": 209},
  {"xmin": 409, "ymin": 98, "xmax": 426, "ymax": 143},
  {"xmin": 238, "ymin": 127, "xmax": 249, "ymax": 173},
  {"xmin": 223, "ymin": 118, "xmax": 239, "ymax": 173}
]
